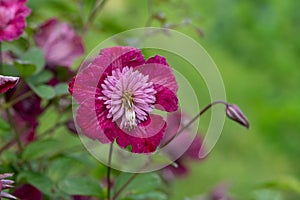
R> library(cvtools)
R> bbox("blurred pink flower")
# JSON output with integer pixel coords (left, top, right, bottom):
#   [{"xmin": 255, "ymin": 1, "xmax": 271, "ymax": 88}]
[
  {"xmin": 0, "ymin": 75, "xmax": 19, "ymax": 95},
  {"xmin": 0, "ymin": 173, "xmax": 16, "ymax": 199},
  {"xmin": 69, "ymin": 46, "xmax": 178, "ymax": 153},
  {"xmin": 160, "ymin": 112, "xmax": 204, "ymax": 181},
  {"xmin": 13, "ymin": 184, "xmax": 42, "ymax": 200},
  {"xmin": 0, "ymin": 0, "xmax": 31, "ymax": 41},
  {"xmin": 34, "ymin": 18, "xmax": 84, "ymax": 68}
]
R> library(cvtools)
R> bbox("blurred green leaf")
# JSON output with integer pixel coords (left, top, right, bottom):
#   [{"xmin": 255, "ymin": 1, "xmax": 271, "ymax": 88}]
[
  {"xmin": 258, "ymin": 177, "xmax": 300, "ymax": 195},
  {"xmin": 22, "ymin": 139, "xmax": 62, "ymax": 161},
  {"xmin": 21, "ymin": 47, "xmax": 45, "ymax": 75},
  {"xmin": 14, "ymin": 60, "xmax": 36, "ymax": 77},
  {"xmin": 26, "ymin": 70, "xmax": 54, "ymax": 85},
  {"xmin": 47, "ymin": 157, "xmax": 84, "ymax": 182},
  {"xmin": 29, "ymin": 84, "xmax": 56, "ymax": 100},
  {"xmin": 17, "ymin": 171, "xmax": 54, "ymax": 195},
  {"xmin": 253, "ymin": 190, "xmax": 282, "ymax": 200},
  {"xmin": 54, "ymin": 83, "xmax": 69, "ymax": 96},
  {"xmin": 113, "ymin": 173, "xmax": 163, "ymax": 199},
  {"xmin": 0, "ymin": 117, "xmax": 10, "ymax": 131},
  {"xmin": 1, "ymin": 64, "xmax": 20, "ymax": 76},
  {"xmin": 58, "ymin": 176, "xmax": 103, "ymax": 197},
  {"xmin": 126, "ymin": 192, "xmax": 168, "ymax": 200}
]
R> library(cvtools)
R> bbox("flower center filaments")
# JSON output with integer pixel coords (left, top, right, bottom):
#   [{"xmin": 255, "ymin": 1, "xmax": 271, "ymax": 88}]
[{"xmin": 100, "ymin": 67, "xmax": 156, "ymax": 130}]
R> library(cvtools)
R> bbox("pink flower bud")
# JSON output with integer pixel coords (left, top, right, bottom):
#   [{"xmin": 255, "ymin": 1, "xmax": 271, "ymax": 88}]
[
  {"xmin": 226, "ymin": 104, "xmax": 249, "ymax": 129},
  {"xmin": 0, "ymin": 75, "xmax": 19, "ymax": 95}
]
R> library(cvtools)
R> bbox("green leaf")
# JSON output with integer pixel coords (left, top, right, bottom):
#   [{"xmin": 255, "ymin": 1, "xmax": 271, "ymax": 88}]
[
  {"xmin": 1, "ymin": 64, "xmax": 20, "ymax": 76},
  {"xmin": 54, "ymin": 83, "xmax": 69, "ymax": 96},
  {"xmin": 26, "ymin": 70, "xmax": 54, "ymax": 85},
  {"xmin": 0, "ymin": 117, "xmax": 10, "ymax": 131},
  {"xmin": 22, "ymin": 139, "xmax": 62, "ymax": 161},
  {"xmin": 47, "ymin": 157, "xmax": 84, "ymax": 182},
  {"xmin": 14, "ymin": 60, "xmax": 36, "ymax": 77},
  {"xmin": 21, "ymin": 47, "xmax": 45, "ymax": 74},
  {"xmin": 258, "ymin": 177, "xmax": 300, "ymax": 194},
  {"xmin": 113, "ymin": 173, "xmax": 163, "ymax": 199},
  {"xmin": 126, "ymin": 192, "xmax": 168, "ymax": 200},
  {"xmin": 58, "ymin": 176, "xmax": 103, "ymax": 197},
  {"xmin": 17, "ymin": 171, "xmax": 54, "ymax": 195},
  {"xmin": 29, "ymin": 84, "xmax": 56, "ymax": 100}
]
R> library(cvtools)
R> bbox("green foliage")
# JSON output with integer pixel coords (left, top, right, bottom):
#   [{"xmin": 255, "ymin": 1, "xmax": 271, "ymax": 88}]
[
  {"xmin": 113, "ymin": 173, "xmax": 165, "ymax": 200},
  {"xmin": 58, "ymin": 176, "xmax": 103, "ymax": 197}
]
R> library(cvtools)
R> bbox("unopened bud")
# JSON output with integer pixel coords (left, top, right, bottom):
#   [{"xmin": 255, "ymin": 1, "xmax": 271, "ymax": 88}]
[{"xmin": 226, "ymin": 104, "xmax": 249, "ymax": 129}]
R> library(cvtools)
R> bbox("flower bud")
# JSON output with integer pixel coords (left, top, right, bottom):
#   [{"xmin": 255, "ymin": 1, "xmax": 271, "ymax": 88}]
[{"xmin": 226, "ymin": 104, "xmax": 249, "ymax": 129}]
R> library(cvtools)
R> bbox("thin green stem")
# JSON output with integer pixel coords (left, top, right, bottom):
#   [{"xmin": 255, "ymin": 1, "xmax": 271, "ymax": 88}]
[
  {"xmin": 161, "ymin": 100, "xmax": 228, "ymax": 148},
  {"xmin": 112, "ymin": 173, "xmax": 138, "ymax": 200},
  {"xmin": 2, "ymin": 91, "xmax": 34, "ymax": 109},
  {"xmin": 107, "ymin": 142, "xmax": 114, "ymax": 200},
  {"xmin": 5, "ymin": 108, "xmax": 23, "ymax": 152},
  {"xmin": 83, "ymin": 0, "xmax": 108, "ymax": 34}
]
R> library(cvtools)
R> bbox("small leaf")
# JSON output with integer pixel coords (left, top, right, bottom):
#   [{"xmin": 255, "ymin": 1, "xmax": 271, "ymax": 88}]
[
  {"xmin": 258, "ymin": 177, "xmax": 300, "ymax": 194},
  {"xmin": 22, "ymin": 139, "xmax": 62, "ymax": 160},
  {"xmin": 58, "ymin": 176, "xmax": 103, "ymax": 197},
  {"xmin": 54, "ymin": 83, "xmax": 69, "ymax": 96},
  {"xmin": 14, "ymin": 60, "xmax": 36, "ymax": 77},
  {"xmin": 113, "ymin": 173, "xmax": 162, "ymax": 199},
  {"xmin": 29, "ymin": 84, "xmax": 56, "ymax": 100},
  {"xmin": 26, "ymin": 70, "xmax": 53, "ymax": 85},
  {"xmin": 21, "ymin": 47, "xmax": 45, "ymax": 74},
  {"xmin": 1, "ymin": 64, "xmax": 20, "ymax": 77}
]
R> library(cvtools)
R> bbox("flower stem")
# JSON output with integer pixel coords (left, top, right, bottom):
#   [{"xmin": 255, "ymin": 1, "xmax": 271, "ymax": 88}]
[
  {"xmin": 2, "ymin": 90, "xmax": 34, "ymax": 109},
  {"xmin": 112, "ymin": 173, "xmax": 139, "ymax": 200},
  {"xmin": 5, "ymin": 108, "xmax": 23, "ymax": 152},
  {"xmin": 162, "ymin": 100, "xmax": 228, "ymax": 148},
  {"xmin": 107, "ymin": 142, "xmax": 113, "ymax": 200},
  {"xmin": 83, "ymin": 0, "xmax": 108, "ymax": 34}
]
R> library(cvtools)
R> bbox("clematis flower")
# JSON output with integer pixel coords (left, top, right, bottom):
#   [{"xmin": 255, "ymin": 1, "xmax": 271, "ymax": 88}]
[
  {"xmin": 160, "ymin": 111, "xmax": 204, "ymax": 181},
  {"xmin": 0, "ymin": 173, "xmax": 17, "ymax": 199},
  {"xmin": 69, "ymin": 46, "xmax": 178, "ymax": 153},
  {"xmin": 0, "ymin": 0, "xmax": 31, "ymax": 42},
  {"xmin": 34, "ymin": 18, "xmax": 85, "ymax": 68},
  {"xmin": 13, "ymin": 184, "xmax": 42, "ymax": 200},
  {"xmin": 0, "ymin": 75, "xmax": 19, "ymax": 95}
]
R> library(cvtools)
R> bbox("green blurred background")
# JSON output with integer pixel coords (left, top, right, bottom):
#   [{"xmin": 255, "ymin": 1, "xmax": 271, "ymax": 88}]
[{"xmin": 27, "ymin": 0, "xmax": 300, "ymax": 199}]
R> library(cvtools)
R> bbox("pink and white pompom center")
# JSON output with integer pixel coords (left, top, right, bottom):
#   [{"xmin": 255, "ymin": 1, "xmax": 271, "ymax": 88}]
[{"xmin": 100, "ymin": 67, "xmax": 156, "ymax": 130}]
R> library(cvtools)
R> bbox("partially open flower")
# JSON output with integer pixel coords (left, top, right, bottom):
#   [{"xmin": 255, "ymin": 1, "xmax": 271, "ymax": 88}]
[
  {"xmin": 34, "ymin": 18, "xmax": 84, "ymax": 68},
  {"xmin": 226, "ymin": 104, "xmax": 249, "ymax": 129},
  {"xmin": 0, "ymin": 0, "xmax": 31, "ymax": 41},
  {"xmin": 0, "ymin": 173, "xmax": 16, "ymax": 200},
  {"xmin": 69, "ymin": 46, "xmax": 178, "ymax": 153},
  {"xmin": 0, "ymin": 75, "xmax": 19, "ymax": 95}
]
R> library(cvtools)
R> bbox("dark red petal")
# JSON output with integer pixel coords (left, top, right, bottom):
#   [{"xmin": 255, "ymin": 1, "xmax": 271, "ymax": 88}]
[
  {"xmin": 116, "ymin": 114, "xmax": 166, "ymax": 153},
  {"xmin": 154, "ymin": 84, "xmax": 178, "ymax": 112},
  {"xmin": 13, "ymin": 184, "xmax": 43, "ymax": 200},
  {"xmin": 0, "ymin": 75, "xmax": 19, "ymax": 94}
]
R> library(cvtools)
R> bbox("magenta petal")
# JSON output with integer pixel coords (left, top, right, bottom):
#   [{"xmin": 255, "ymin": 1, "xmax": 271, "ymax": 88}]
[
  {"xmin": 154, "ymin": 84, "xmax": 178, "ymax": 112},
  {"xmin": 76, "ymin": 98, "xmax": 112, "ymax": 143},
  {"xmin": 139, "ymin": 57, "xmax": 178, "ymax": 112},
  {"xmin": 0, "ymin": 75, "xmax": 19, "ymax": 94},
  {"xmin": 116, "ymin": 114, "xmax": 166, "ymax": 153}
]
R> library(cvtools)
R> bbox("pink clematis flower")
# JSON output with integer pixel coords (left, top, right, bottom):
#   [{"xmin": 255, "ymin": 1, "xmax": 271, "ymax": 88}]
[
  {"xmin": 0, "ymin": 75, "xmax": 19, "ymax": 95},
  {"xmin": 34, "ymin": 18, "xmax": 84, "ymax": 68},
  {"xmin": 69, "ymin": 46, "xmax": 178, "ymax": 153},
  {"xmin": 0, "ymin": 0, "xmax": 31, "ymax": 42}
]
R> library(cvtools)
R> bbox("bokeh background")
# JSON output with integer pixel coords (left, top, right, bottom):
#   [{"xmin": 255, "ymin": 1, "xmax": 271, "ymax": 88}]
[{"xmin": 24, "ymin": 0, "xmax": 300, "ymax": 199}]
